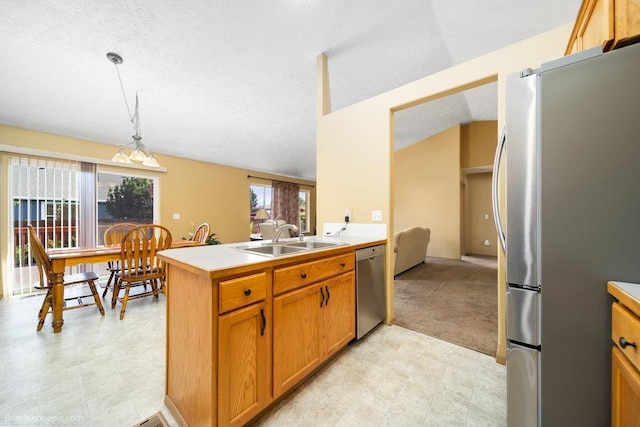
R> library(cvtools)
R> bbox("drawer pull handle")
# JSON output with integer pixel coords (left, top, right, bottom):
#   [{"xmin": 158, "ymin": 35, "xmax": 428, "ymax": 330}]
[
  {"xmin": 301, "ymin": 273, "xmax": 307, "ymax": 279},
  {"xmin": 619, "ymin": 337, "xmax": 637, "ymax": 349},
  {"xmin": 340, "ymin": 262, "xmax": 346, "ymax": 267},
  {"xmin": 243, "ymin": 288, "xmax": 252, "ymax": 296}
]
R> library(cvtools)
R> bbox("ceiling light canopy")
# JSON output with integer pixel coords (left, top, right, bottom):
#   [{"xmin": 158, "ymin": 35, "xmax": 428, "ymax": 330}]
[{"xmin": 107, "ymin": 52, "xmax": 160, "ymax": 168}]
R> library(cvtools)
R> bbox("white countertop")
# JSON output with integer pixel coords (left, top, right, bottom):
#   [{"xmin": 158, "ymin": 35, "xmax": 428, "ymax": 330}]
[
  {"xmin": 609, "ymin": 281, "xmax": 640, "ymax": 301},
  {"xmin": 158, "ymin": 235, "xmax": 386, "ymax": 274}
]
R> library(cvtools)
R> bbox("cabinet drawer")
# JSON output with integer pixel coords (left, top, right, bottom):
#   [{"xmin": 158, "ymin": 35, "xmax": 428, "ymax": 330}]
[
  {"xmin": 612, "ymin": 302, "xmax": 640, "ymax": 371},
  {"xmin": 219, "ymin": 272, "xmax": 267, "ymax": 313},
  {"xmin": 273, "ymin": 253, "xmax": 354, "ymax": 295}
]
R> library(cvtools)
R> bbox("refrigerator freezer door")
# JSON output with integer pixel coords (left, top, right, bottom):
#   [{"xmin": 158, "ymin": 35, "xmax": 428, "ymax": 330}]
[
  {"xmin": 507, "ymin": 287, "xmax": 540, "ymax": 346},
  {"xmin": 505, "ymin": 72, "xmax": 539, "ymax": 289},
  {"xmin": 507, "ymin": 342, "xmax": 539, "ymax": 427}
]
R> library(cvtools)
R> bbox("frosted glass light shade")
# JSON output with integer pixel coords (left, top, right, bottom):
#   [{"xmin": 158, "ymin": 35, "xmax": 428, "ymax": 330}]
[
  {"xmin": 141, "ymin": 153, "xmax": 160, "ymax": 168},
  {"xmin": 112, "ymin": 148, "xmax": 132, "ymax": 163},
  {"xmin": 128, "ymin": 148, "xmax": 148, "ymax": 162}
]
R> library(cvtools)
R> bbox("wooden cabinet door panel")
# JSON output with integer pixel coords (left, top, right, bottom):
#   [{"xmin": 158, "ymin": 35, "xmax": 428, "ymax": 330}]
[
  {"xmin": 219, "ymin": 302, "xmax": 269, "ymax": 427},
  {"xmin": 322, "ymin": 272, "xmax": 355, "ymax": 358},
  {"xmin": 565, "ymin": 0, "xmax": 614, "ymax": 54},
  {"xmin": 273, "ymin": 284, "xmax": 321, "ymax": 398},
  {"xmin": 612, "ymin": 346, "xmax": 640, "ymax": 426}
]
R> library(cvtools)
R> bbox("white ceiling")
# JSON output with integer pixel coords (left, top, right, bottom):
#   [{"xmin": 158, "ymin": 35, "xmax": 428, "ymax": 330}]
[{"xmin": 0, "ymin": 1, "xmax": 581, "ymax": 181}]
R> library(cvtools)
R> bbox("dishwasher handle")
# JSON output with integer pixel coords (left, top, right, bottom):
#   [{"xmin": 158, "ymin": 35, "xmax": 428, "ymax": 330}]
[{"xmin": 356, "ymin": 244, "xmax": 386, "ymax": 261}]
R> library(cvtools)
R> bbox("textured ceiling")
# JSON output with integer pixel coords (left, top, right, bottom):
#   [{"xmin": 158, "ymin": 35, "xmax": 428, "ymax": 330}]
[{"xmin": 0, "ymin": 1, "xmax": 581, "ymax": 180}]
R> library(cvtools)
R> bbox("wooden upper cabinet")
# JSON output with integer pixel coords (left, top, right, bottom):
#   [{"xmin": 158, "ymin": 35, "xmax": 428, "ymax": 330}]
[{"xmin": 566, "ymin": 0, "xmax": 640, "ymax": 55}]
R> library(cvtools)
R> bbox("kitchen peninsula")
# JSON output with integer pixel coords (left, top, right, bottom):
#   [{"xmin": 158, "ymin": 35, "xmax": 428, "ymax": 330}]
[{"xmin": 158, "ymin": 236, "xmax": 386, "ymax": 426}]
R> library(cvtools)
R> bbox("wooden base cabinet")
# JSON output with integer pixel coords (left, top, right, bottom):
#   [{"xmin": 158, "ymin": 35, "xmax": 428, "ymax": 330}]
[
  {"xmin": 612, "ymin": 346, "xmax": 640, "ymax": 426},
  {"xmin": 322, "ymin": 272, "xmax": 356, "ymax": 358},
  {"xmin": 163, "ymin": 246, "xmax": 364, "ymax": 427},
  {"xmin": 218, "ymin": 301, "xmax": 270, "ymax": 427},
  {"xmin": 609, "ymin": 282, "xmax": 640, "ymax": 427},
  {"xmin": 273, "ymin": 271, "xmax": 355, "ymax": 398},
  {"xmin": 273, "ymin": 283, "xmax": 322, "ymax": 397}
]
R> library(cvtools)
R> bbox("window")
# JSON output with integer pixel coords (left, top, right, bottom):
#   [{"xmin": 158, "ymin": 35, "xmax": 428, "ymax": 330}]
[
  {"xmin": 97, "ymin": 172, "xmax": 156, "ymax": 245},
  {"xmin": 8, "ymin": 154, "xmax": 160, "ymax": 296},
  {"xmin": 249, "ymin": 183, "xmax": 310, "ymax": 235},
  {"xmin": 299, "ymin": 189, "xmax": 310, "ymax": 234},
  {"xmin": 10, "ymin": 156, "xmax": 81, "ymax": 295},
  {"xmin": 250, "ymin": 184, "xmax": 272, "ymax": 234}
]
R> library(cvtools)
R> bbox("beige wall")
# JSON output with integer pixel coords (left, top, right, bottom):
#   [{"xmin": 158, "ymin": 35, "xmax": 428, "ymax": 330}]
[
  {"xmin": 394, "ymin": 125, "xmax": 461, "ymax": 259},
  {"xmin": 465, "ymin": 173, "xmax": 495, "ymax": 256},
  {"xmin": 461, "ymin": 121, "xmax": 498, "ymax": 256},
  {"xmin": 461, "ymin": 121, "xmax": 498, "ymax": 168},
  {"xmin": 0, "ymin": 125, "xmax": 315, "ymax": 297},
  {"xmin": 317, "ymin": 24, "xmax": 573, "ymax": 362}
]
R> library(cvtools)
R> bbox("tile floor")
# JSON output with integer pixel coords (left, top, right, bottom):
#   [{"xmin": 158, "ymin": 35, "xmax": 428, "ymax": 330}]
[{"xmin": 0, "ymin": 287, "xmax": 506, "ymax": 426}]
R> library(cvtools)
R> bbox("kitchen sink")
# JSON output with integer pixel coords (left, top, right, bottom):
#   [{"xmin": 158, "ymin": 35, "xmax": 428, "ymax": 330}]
[
  {"xmin": 235, "ymin": 240, "xmax": 345, "ymax": 257},
  {"xmin": 238, "ymin": 245, "xmax": 308, "ymax": 257},
  {"xmin": 284, "ymin": 241, "xmax": 345, "ymax": 249}
]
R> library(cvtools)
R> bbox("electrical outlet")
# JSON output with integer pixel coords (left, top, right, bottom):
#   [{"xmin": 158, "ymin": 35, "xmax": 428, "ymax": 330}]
[
  {"xmin": 482, "ymin": 240, "xmax": 490, "ymax": 246},
  {"xmin": 372, "ymin": 210, "xmax": 383, "ymax": 222},
  {"xmin": 173, "ymin": 213, "xmax": 181, "ymax": 220},
  {"xmin": 345, "ymin": 209, "xmax": 351, "ymax": 222}
]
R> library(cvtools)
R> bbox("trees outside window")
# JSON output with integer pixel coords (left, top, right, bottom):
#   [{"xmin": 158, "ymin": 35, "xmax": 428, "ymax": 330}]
[{"xmin": 105, "ymin": 177, "xmax": 153, "ymax": 221}]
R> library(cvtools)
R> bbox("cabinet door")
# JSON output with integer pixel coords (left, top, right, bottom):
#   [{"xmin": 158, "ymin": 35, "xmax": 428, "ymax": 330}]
[
  {"xmin": 612, "ymin": 346, "xmax": 640, "ymax": 427},
  {"xmin": 612, "ymin": 0, "xmax": 640, "ymax": 49},
  {"xmin": 321, "ymin": 272, "xmax": 355, "ymax": 358},
  {"xmin": 218, "ymin": 302, "xmax": 269, "ymax": 427},
  {"xmin": 273, "ymin": 284, "xmax": 321, "ymax": 398},
  {"xmin": 565, "ymin": 0, "xmax": 615, "ymax": 54}
]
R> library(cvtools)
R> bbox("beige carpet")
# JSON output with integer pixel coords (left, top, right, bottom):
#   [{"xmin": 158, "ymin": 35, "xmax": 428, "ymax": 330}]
[{"xmin": 394, "ymin": 256, "xmax": 498, "ymax": 357}]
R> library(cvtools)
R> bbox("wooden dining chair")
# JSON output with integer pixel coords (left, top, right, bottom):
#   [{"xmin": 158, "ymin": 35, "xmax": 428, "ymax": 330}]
[
  {"xmin": 27, "ymin": 225, "xmax": 105, "ymax": 331},
  {"xmin": 102, "ymin": 222, "xmax": 138, "ymax": 298},
  {"xmin": 191, "ymin": 222, "xmax": 210, "ymax": 244},
  {"xmin": 111, "ymin": 224, "xmax": 172, "ymax": 320}
]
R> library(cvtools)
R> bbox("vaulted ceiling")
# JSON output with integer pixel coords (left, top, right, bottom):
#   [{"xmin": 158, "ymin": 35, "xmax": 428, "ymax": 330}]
[{"xmin": 0, "ymin": 1, "xmax": 581, "ymax": 180}]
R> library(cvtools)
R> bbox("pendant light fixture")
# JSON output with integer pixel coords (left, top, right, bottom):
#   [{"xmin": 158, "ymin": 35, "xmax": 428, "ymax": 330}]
[{"xmin": 107, "ymin": 52, "xmax": 160, "ymax": 168}]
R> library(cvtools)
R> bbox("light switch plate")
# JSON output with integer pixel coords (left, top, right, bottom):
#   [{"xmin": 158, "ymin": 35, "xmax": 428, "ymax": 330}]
[
  {"xmin": 372, "ymin": 210, "xmax": 383, "ymax": 222},
  {"xmin": 172, "ymin": 213, "xmax": 180, "ymax": 220}
]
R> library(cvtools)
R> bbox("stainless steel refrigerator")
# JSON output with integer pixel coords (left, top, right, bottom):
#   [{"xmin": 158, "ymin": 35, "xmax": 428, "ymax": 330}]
[{"xmin": 492, "ymin": 41, "xmax": 640, "ymax": 426}]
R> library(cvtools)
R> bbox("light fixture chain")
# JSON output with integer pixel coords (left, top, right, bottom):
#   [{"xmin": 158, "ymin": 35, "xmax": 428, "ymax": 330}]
[
  {"xmin": 112, "ymin": 61, "xmax": 133, "ymax": 122},
  {"xmin": 133, "ymin": 92, "xmax": 141, "ymax": 137}
]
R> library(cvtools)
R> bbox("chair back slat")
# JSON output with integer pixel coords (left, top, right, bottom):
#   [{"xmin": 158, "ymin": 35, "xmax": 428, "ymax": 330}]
[
  {"xmin": 104, "ymin": 223, "xmax": 138, "ymax": 247},
  {"xmin": 120, "ymin": 224, "xmax": 172, "ymax": 280},
  {"xmin": 27, "ymin": 225, "xmax": 52, "ymax": 287},
  {"xmin": 192, "ymin": 223, "xmax": 210, "ymax": 244}
]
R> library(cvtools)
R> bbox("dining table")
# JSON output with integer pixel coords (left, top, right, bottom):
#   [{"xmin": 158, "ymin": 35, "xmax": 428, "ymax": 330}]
[{"xmin": 45, "ymin": 239, "xmax": 203, "ymax": 333}]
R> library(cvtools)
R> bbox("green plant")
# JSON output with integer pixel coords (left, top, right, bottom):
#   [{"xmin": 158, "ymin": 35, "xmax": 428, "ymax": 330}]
[
  {"xmin": 14, "ymin": 243, "xmax": 32, "ymax": 266},
  {"xmin": 205, "ymin": 233, "xmax": 221, "ymax": 245}
]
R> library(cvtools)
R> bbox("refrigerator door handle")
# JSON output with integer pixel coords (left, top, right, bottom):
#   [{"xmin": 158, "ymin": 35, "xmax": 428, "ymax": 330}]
[{"xmin": 492, "ymin": 124, "xmax": 507, "ymax": 254}]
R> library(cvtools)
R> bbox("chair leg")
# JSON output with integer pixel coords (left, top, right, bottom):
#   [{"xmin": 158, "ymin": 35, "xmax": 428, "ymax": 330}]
[
  {"xmin": 37, "ymin": 291, "xmax": 52, "ymax": 331},
  {"xmin": 111, "ymin": 279, "xmax": 121, "ymax": 309},
  {"xmin": 102, "ymin": 271, "xmax": 115, "ymax": 298},
  {"xmin": 37, "ymin": 289, "xmax": 50, "ymax": 318},
  {"xmin": 120, "ymin": 284, "xmax": 131, "ymax": 320},
  {"xmin": 151, "ymin": 279, "xmax": 159, "ymax": 299},
  {"xmin": 88, "ymin": 280, "xmax": 105, "ymax": 316}
]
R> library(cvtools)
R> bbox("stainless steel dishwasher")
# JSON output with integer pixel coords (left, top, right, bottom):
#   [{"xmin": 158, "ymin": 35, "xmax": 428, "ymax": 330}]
[{"xmin": 355, "ymin": 244, "xmax": 386, "ymax": 339}]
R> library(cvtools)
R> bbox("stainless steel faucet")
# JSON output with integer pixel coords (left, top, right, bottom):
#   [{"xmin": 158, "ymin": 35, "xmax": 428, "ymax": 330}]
[{"xmin": 273, "ymin": 224, "xmax": 300, "ymax": 243}]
